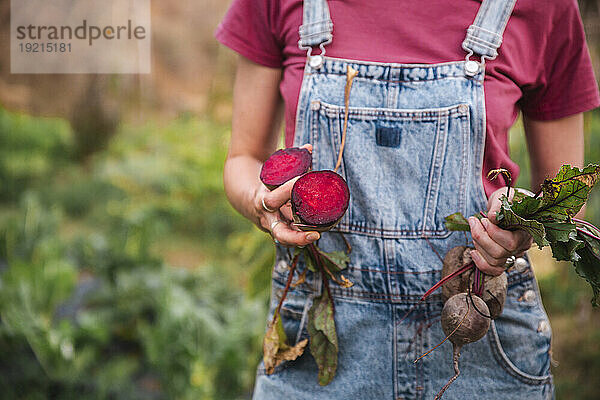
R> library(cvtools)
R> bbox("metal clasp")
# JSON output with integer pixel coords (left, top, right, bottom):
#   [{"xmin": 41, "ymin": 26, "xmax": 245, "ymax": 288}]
[
  {"xmin": 464, "ymin": 50, "xmax": 486, "ymax": 77},
  {"xmin": 299, "ymin": 38, "xmax": 331, "ymax": 70}
]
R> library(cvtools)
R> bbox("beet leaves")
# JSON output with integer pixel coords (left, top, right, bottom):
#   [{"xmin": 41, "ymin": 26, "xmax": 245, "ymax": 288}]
[{"xmin": 445, "ymin": 164, "xmax": 600, "ymax": 306}]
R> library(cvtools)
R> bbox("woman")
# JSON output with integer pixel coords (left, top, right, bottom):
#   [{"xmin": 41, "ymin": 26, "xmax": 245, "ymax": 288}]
[{"xmin": 216, "ymin": 0, "xmax": 599, "ymax": 398}]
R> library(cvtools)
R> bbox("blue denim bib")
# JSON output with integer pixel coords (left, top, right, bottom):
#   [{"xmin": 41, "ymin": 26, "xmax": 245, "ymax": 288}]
[{"xmin": 254, "ymin": 1, "xmax": 554, "ymax": 398}]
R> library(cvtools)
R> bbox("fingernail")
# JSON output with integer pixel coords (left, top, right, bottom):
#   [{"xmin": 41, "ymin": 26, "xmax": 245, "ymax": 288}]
[
  {"xmin": 306, "ymin": 232, "xmax": 320, "ymax": 241},
  {"xmin": 471, "ymin": 250, "xmax": 482, "ymax": 265},
  {"xmin": 481, "ymin": 218, "xmax": 489, "ymax": 229},
  {"xmin": 468, "ymin": 217, "xmax": 476, "ymax": 229}
]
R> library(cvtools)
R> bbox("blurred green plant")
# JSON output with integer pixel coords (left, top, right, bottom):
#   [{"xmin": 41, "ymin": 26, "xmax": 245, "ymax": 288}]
[
  {"xmin": 0, "ymin": 193, "xmax": 266, "ymax": 399},
  {"xmin": 0, "ymin": 106, "xmax": 274, "ymax": 399},
  {"xmin": 0, "ymin": 107, "xmax": 73, "ymax": 202}
]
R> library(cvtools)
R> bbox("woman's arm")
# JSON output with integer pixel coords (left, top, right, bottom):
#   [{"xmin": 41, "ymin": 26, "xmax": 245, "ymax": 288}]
[
  {"xmin": 469, "ymin": 112, "xmax": 585, "ymax": 275},
  {"xmin": 223, "ymin": 55, "xmax": 321, "ymax": 246},
  {"xmin": 524, "ymin": 113, "xmax": 585, "ymax": 191}
]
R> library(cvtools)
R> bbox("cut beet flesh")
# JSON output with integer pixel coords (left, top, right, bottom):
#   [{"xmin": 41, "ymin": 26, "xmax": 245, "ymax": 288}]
[
  {"xmin": 260, "ymin": 147, "xmax": 312, "ymax": 190},
  {"xmin": 291, "ymin": 170, "xmax": 350, "ymax": 230}
]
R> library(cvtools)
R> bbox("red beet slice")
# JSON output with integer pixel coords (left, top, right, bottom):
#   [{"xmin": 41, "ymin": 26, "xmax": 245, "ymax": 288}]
[
  {"xmin": 291, "ymin": 170, "xmax": 350, "ymax": 231},
  {"xmin": 260, "ymin": 148, "xmax": 312, "ymax": 190}
]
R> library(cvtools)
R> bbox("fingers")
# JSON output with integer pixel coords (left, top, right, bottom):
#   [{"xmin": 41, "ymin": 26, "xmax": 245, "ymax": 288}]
[
  {"xmin": 470, "ymin": 249, "xmax": 505, "ymax": 276},
  {"xmin": 300, "ymin": 143, "xmax": 313, "ymax": 152},
  {"xmin": 486, "ymin": 186, "xmax": 515, "ymax": 224},
  {"xmin": 480, "ymin": 217, "xmax": 532, "ymax": 254},
  {"xmin": 468, "ymin": 216, "xmax": 532, "ymax": 276},
  {"xmin": 255, "ymin": 142, "xmax": 317, "ymax": 246},
  {"xmin": 262, "ymin": 177, "xmax": 300, "ymax": 212},
  {"xmin": 279, "ymin": 201, "xmax": 294, "ymax": 221},
  {"xmin": 269, "ymin": 216, "xmax": 320, "ymax": 246}
]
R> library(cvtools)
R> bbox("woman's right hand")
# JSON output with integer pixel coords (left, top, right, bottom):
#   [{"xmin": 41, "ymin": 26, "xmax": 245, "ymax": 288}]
[
  {"xmin": 255, "ymin": 178, "xmax": 321, "ymax": 247},
  {"xmin": 224, "ymin": 56, "xmax": 320, "ymax": 247}
]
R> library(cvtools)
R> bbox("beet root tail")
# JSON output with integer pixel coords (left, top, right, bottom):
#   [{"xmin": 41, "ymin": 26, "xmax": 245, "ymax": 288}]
[{"xmin": 434, "ymin": 345, "xmax": 461, "ymax": 400}]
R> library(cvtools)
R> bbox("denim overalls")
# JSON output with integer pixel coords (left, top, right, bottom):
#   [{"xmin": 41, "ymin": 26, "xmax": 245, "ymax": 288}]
[{"xmin": 254, "ymin": 0, "xmax": 554, "ymax": 398}]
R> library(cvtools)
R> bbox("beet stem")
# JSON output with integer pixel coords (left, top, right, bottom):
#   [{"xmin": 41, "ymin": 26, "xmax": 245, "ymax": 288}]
[
  {"xmin": 308, "ymin": 243, "xmax": 335, "ymax": 313},
  {"xmin": 414, "ymin": 300, "xmax": 470, "ymax": 364},
  {"xmin": 434, "ymin": 345, "xmax": 461, "ymax": 400},
  {"xmin": 420, "ymin": 262, "xmax": 475, "ymax": 302},
  {"xmin": 274, "ymin": 253, "xmax": 300, "ymax": 318},
  {"xmin": 572, "ymin": 218, "xmax": 600, "ymax": 235},
  {"xmin": 472, "ymin": 267, "xmax": 484, "ymax": 297},
  {"xmin": 334, "ymin": 65, "xmax": 358, "ymax": 173},
  {"xmin": 573, "ymin": 219, "xmax": 600, "ymax": 240},
  {"xmin": 338, "ymin": 232, "xmax": 352, "ymax": 254},
  {"xmin": 424, "ymin": 236, "xmax": 444, "ymax": 263},
  {"xmin": 466, "ymin": 274, "xmax": 493, "ymax": 319}
]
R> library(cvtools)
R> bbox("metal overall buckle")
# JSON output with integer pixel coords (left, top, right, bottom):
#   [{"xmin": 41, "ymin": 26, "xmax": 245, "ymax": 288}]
[
  {"xmin": 464, "ymin": 50, "xmax": 492, "ymax": 77},
  {"xmin": 299, "ymin": 38, "xmax": 332, "ymax": 70}
]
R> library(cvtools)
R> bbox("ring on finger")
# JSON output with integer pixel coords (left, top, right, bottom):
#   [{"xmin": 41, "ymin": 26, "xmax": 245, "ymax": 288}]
[
  {"xmin": 270, "ymin": 219, "xmax": 284, "ymax": 233},
  {"xmin": 262, "ymin": 197, "xmax": 276, "ymax": 213},
  {"xmin": 504, "ymin": 255, "xmax": 516, "ymax": 269}
]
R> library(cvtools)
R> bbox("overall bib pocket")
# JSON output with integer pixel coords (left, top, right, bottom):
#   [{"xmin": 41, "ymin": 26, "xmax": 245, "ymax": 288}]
[{"xmin": 310, "ymin": 101, "xmax": 470, "ymax": 238}]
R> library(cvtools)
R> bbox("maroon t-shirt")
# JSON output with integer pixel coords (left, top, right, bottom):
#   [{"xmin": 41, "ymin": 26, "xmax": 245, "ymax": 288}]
[{"xmin": 215, "ymin": 0, "xmax": 599, "ymax": 196}]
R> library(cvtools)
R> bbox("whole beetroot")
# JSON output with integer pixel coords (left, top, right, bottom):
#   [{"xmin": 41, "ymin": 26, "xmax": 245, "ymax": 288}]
[{"xmin": 436, "ymin": 293, "xmax": 491, "ymax": 399}]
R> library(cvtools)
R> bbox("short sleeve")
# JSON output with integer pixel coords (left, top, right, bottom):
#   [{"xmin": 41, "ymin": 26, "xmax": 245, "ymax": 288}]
[
  {"xmin": 215, "ymin": 0, "xmax": 283, "ymax": 68},
  {"xmin": 520, "ymin": 0, "xmax": 600, "ymax": 120}
]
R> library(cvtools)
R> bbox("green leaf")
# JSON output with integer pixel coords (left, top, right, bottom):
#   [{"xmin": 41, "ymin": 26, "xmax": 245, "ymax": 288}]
[
  {"xmin": 535, "ymin": 165, "xmax": 600, "ymax": 220},
  {"xmin": 549, "ymin": 232, "xmax": 584, "ymax": 262},
  {"xmin": 511, "ymin": 194, "xmax": 543, "ymax": 218},
  {"xmin": 317, "ymin": 249, "xmax": 349, "ymax": 273},
  {"xmin": 544, "ymin": 222, "xmax": 577, "ymax": 243},
  {"xmin": 307, "ymin": 288, "xmax": 338, "ymax": 385},
  {"xmin": 303, "ymin": 248, "xmax": 317, "ymax": 272},
  {"xmin": 496, "ymin": 196, "xmax": 549, "ymax": 248},
  {"xmin": 544, "ymin": 222, "xmax": 583, "ymax": 261},
  {"xmin": 573, "ymin": 235, "xmax": 600, "ymax": 307},
  {"xmin": 444, "ymin": 212, "xmax": 470, "ymax": 231}
]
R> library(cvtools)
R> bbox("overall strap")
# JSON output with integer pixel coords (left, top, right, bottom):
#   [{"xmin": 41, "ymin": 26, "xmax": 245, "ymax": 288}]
[
  {"xmin": 462, "ymin": 0, "xmax": 517, "ymax": 60},
  {"xmin": 298, "ymin": 0, "xmax": 333, "ymax": 53}
]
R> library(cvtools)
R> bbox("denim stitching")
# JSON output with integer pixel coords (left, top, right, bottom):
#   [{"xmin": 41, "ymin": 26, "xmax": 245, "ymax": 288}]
[{"xmin": 488, "ymin": 321, "xmax": 553, "ymax": 385}]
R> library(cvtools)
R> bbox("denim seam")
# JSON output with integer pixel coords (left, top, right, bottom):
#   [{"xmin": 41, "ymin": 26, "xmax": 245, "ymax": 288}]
[
  {"xmin": 422, "ymin": 113, "xmax": 441, "ymax": 234},
  {"xmin": 429, "ymin": 111, "xmax": 449, "ymax": 231},
  {"xmin": 487, "ymin": 321, "xmax": 553, "ymax": 385},
  {"xmin": 321, "ymin": 108, "xmax": 454, "ymax": 121},
  {"xmin": 334, "ymin": 224, "xmax": 452, "ymax": 239},
  {"xmin": 318, "ymin": 101, "xmax": 468, "ymax": 119},
  {"xmin": 348, "ymin": 267, "xmax": 437, "ymax": 274},
  {"xmin": 386, "ymin": 239, "xmax": 399, "ymax": 400},
  {"xmin": 308, "ymin": 72, "xmax": 482, "ymax": 84},
  {"xmin": 458, "ymin": 111, "xmax": 470, "ymax": 217}
]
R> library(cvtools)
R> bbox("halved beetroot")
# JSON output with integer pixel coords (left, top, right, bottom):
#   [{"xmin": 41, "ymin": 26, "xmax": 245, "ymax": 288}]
[
  {"xmin": 260, "ymin": 147, "xmax": 312, "ymax": 190},
  {"xmin": 291, "ymin": 170, "xmax": 350, "ymax": 231}
]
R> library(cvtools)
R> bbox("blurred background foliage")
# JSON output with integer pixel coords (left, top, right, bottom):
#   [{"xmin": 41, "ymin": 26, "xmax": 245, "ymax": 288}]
[{"xmin": 0, "ymin": 0, "xmax": 599, "ymax": 399}]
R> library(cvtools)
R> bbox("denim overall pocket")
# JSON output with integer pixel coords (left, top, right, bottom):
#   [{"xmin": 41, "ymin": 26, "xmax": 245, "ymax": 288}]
[
  {"xmin": 310, "ymin": 100, "xmax": 470, "ymax": 238},
  {"xmin": 488, "ymin": 260, "xmax": 553, "ymax": 386}
]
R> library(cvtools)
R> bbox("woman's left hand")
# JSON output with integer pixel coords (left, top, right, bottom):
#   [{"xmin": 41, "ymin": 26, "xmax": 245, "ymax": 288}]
[{"xmin": 468, "ymin": 186, "xmax": 534, "ymax": 276}]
